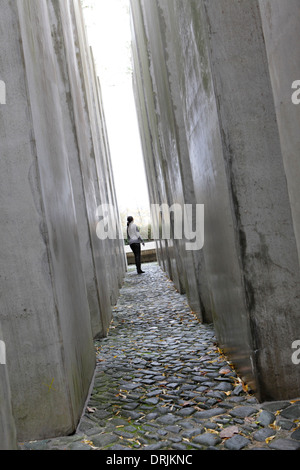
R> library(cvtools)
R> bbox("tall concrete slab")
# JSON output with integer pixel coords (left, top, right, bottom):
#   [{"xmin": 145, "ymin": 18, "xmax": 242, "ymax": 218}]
[
  {"xmin": 203, "ymin": 0, "xmax": 300, "ymax": 401},
  {"xmin": 0, "ymin": 325, "xmax": 17, "ymax": 450},
  {"xmin": 130, "ymin": 0, "xmax": 300, "ymax": 401},
  {"xmin": 47, "ymin": 0, "xmax": 121, "ymax": 339},
  {"xmin": 130, "ymin": 31, "xmax": 167, "ymax": 275},
  {"xmin": 72, "ymin": 0, "xmax": 126, "ymax": 309},
  {"xmin": 258, "ymin": 0, "xmax": 300, "ymax": 267},
  {"xmin": 163, "ymin": 0, "xmax": 258, "ymax": 393},
  {"xmin": 47, "ymin": 0, "xmax": 105, "ymax": 339},
  {"xmin": 134, "ymin": 0, "xmax": 185, "ymax": 294},
  {"xmin": 130, "ymin": 0, "xmax": 176, "ymax": 284},
  {"xmin": 131, "ymin": 0, "xmax": 211, "ymax": 322},
  {"xmin": 0, "ymin": 0, "xmax": 124, "ymax": 441},
  {"xmin": 152, "ymin": 0, "xmax": 213, "ymax": 322}
]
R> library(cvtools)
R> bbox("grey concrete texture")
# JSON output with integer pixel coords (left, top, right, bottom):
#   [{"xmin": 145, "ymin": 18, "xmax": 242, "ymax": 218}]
[
  {"xmin": 258, "ymin": 0, "xmax": 300, "ymax": 269},
  {"xmin": 0, "ymin": 0, "xmax": 125, "ymax": 442},
  {"xmin": 129, "ymin": 0, "xmax": 300, "ymax": 401},
  {"xmin": 0, "ymin": 324, "xmax": 17, "ymax": 450},
  {"xmin": 201, "ymin": 0, "xmax": 300, "ymax": 401},
  {"xmin": 130, "ymin": 0, "xmax": 212, "ymax": 323}
]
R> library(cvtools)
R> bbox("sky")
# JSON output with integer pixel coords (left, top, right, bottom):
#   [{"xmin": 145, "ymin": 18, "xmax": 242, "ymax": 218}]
[{"xmin": 81, "ymin": 0, "xmax": 150, "ymax": 222}]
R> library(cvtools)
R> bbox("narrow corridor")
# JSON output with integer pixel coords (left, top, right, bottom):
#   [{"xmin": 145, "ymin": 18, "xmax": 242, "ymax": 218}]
[{"xmin": 21, "ymin": 263, "xmax": 300, "ymax": 451}]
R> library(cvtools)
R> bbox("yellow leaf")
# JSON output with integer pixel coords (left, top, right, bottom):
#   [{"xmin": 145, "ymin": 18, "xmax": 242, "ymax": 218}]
[
  {"xmin": 205, "ymin": 428, "xmax": 219, "ymax": 435},
  {"xmin": 269, "ymin": 423, "xmax": 281, "ymax": 431},
  {"xmin": 265, "ymin": 435, "xmax": 276, "ymax": 444},
  {"xmin": 82, "ymin": 439, "xmax": 94, "ymax": 446}
]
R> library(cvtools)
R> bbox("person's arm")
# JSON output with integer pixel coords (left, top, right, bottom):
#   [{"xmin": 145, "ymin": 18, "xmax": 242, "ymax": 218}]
[{"xmin": 135, "ymin": 225, "xmax": 145, "ymax": 246}]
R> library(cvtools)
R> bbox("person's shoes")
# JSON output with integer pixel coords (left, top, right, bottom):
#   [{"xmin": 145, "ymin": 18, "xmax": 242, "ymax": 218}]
[{"xmin": 137, "ymin": 270, "xmax": 145, "ymax": 274}]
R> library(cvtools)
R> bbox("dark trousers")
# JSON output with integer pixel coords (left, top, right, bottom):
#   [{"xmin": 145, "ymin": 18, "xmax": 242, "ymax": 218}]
[{"xmin": 130, "ymin": 243, "xmax": 142, "ymax": 273}]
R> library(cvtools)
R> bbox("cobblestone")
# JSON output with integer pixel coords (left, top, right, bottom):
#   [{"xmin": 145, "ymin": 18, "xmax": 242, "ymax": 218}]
[{"xmin": 20, "ymin": 263, "xmax": 300, "ymax": 451}]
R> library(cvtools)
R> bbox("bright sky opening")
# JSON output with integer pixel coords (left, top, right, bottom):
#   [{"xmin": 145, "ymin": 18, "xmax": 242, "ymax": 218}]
[{"xmin": 81, "ymin": 0, "xmax": 150, "ymax": 230}]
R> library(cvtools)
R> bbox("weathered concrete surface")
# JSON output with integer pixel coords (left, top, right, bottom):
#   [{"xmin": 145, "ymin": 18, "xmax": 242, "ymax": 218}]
[
  {"xmin": 258, "ymin": 0, "xmax": 300, "ymax": 267},
  {"xmin": 0, "ymin": 0, "xmax": 125, "ymax": 441},
  {"xmin": 49, "ymin": 0, "xmax": 126, "ymax": 338},
  {"xmin": 130, "ymin": 0, "xmax": 300, "ymax": 401},
  {"xmin": 47, "ymin": 0, "xmax": 111, "ymax": 339},
  {"xmin": 202, "ymin": 0, "xmax": 300, "ymax": 402},
  {"xmin": 130, "ymin": 0, "xmax": 212, "ymax": 322},
  {"xmin": 0, "ymin": 324, "xmax": 17, "ymax": 450}
]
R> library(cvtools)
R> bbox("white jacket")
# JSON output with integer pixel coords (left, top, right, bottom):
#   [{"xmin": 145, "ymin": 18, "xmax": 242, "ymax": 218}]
[{"xmin": 127, "ymin": 223, "xmax": 144, "ymax": 245}]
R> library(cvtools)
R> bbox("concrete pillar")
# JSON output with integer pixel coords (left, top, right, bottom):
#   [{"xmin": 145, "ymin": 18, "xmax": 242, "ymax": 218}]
[
  {"xmin": 47, "ymin": 0, "xmax": 124, "ymax": 339},
  {"xmin": 72, "ymin": 0, "xmax": 126, "ymax": 308},
  {"xmin": 202, "ymin": 0, "xmax": 300, "ymax": 401},
  {"xmin": 133, "ymin": 0, "xmax": 184, "ymax": 294},
  {"xmin": 46, "ymin": 0, "xmax": 106, "ymax": 339},
  {"xmin": 0, "ymin": 0, "xmax": 124, "ymax": 441},
  {"xmin": 258, "ymin": 0, "xmax": 300, "ymax": 267},
  {"xmin": 0, "ymin": 325, "xmax": 17, "ymax": 450},
  {"xmin": 131, "ymin": 0, "xmax": 212, "ymax": 323},
  {"xmin": 131, "ymin": 42, "xmax": 168, "ymax": 275},
  {"xmin": 154, "ymin": 0, "xmax": 213, "ymax": 322},
  {"xmin": 154, "ymin": 0, "xmax": 257, "ymax": 392},
  {"xmin": 130, "ymin": 0, "xmax": 300, "ymax": 400},
  {"xmin": 130, "ymin": 0, "xmax": 175, "ymax": 283}
]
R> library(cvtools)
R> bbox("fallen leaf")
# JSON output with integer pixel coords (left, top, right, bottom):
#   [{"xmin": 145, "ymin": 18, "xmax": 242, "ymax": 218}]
[
  {"xmin": 220, "ymin": 426, "xmax": 239, "ymax": 439},
  {"xmin": 269, "ymin": 423, "xmax": 281, "ymax": 431},
  {"xmin": 82, "ymin": 439, "xmax": 94, "ymax": 446},
  {"xmin": 205, "ymin": 428, "xmax": 220, "ymax": 435},
  {"xmin": 87, "ymin": 407, "xmax": 96, "ymax": 414},
  {"xmin": 219, "ymin": 367, "xmax": 232, "ymax": 375},
  {"xmin": 182, "ymin": 401, "xmax": 193, "ymax": 407},
  {"xmin": 265, "ymin": 435, "xmax": 276, "ymax": 444}
]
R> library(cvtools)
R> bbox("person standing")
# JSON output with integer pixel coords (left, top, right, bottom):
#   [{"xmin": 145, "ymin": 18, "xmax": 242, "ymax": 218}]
[{"xmin": 127, "ymin": 216, "xmax": 145, "ymax": 274}]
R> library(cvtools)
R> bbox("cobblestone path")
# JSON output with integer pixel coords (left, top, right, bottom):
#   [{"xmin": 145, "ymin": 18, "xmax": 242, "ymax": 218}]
[{"xmin": 21, "ymin": 263, "xmax": 300, "ymax": 451}]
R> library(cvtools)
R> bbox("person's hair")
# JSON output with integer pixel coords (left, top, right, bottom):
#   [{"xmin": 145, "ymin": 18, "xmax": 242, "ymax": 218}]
[{"xmin": 127, "ymin": 216, "xmax": 134, "ymax": 227}]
